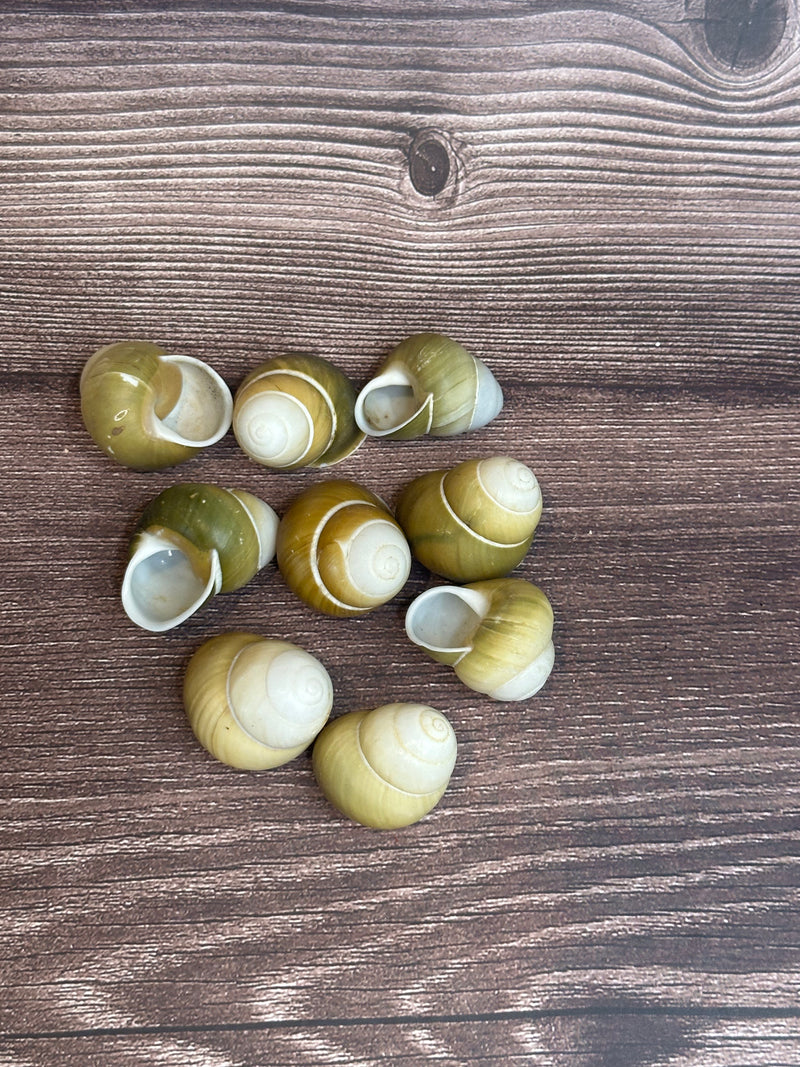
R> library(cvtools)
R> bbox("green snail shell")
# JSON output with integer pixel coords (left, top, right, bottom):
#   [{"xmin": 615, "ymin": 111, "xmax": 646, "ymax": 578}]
[
  {"xmin": 405, "ymin": 577, "xmax": 555, "ymax": 701},
  {"xmin": 395, "ymin": 456, "xmax": 542, "ymax": 582},
  {"xmin": 80, "ymin": 341, "xmax": 233, "ymax": 470},
  {"xmin": 276, "ymin": 479, "xmax": 411, "ymax": 617},
  {"xmin": 312, "ymin": 702, "xmax": 457, "ymax": 828},
  {"xmin": 354, "ymin": 332, "xmax": 503, "ymax": 440},
  {"xmin": 122, "ymin": 483, "xmax": 278, "ymax": 632},
  {"xmin": 233, "ymin": 353, "xmax": 365, "ymax": 469},
  {"xmin": 183, "ymin": 631, "xmax": 333, "ymax": 770}
]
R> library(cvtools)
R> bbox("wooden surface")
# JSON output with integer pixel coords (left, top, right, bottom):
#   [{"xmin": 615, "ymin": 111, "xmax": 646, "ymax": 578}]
[{"xmin": 2, "ymin": 2, "xmax": 799, "ymax": 1064}]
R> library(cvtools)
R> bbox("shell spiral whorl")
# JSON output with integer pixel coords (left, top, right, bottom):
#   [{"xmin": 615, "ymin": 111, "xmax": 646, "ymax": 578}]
[{"xmin": 312, "ymin": 702, "xmax": 458, "ymax": 828}]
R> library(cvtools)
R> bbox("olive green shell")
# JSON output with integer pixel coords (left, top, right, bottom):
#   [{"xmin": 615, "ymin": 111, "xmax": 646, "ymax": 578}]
[
  {"xmin": 233, "ymin": 353, "xmax": 365, "ymax": 469},
  {"xmin": 80, "ymin": 341, "xmax": 232, "ymax": 470},
  {"xmin": 395, "ymin": 456, "xmax": 542, "ymax": 582},
  {"xmin": 405, "ymin": 578, "xmax": 555, "ymax": 701},
  {"xmin": 183, "ymin": 631, "xmax": 333, "ymax": 770},
  {"xmin": 354, "ymin": 332, "xmax": 503, "ymax": 440},
  {"xmin": 131, "ymin": 483, "xmax": 269, "ymax": 592},
  {"xmin": 276, "ymin": 479, "xmax": 411, "ymax": 616}
]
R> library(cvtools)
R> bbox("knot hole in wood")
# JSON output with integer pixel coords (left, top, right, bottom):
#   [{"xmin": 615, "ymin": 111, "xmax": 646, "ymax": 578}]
[
  {"xmin": 407, "ymin": 130, "xmax": 455, "ymax": 198},
  {"xmin": 703, "ymin": 0, "xmax": 789, "ymax": 69}
]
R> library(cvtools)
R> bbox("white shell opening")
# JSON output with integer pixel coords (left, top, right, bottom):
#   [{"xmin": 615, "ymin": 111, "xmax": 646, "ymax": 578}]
[
  {"xmin": 477, "ymin": 456, "xmax": 541, "ymax": 514},
  {"xmin": 228, "ymin": 643, "xmax": 333, "ymax": 750},
  {"xmin": 354, "ymin": 367, "xmax": 433, "ymax": 437},
  {"xmin": 344, "ymin": 519, "xmax": 412, "ymax": 601},
  {"xmin": 234, "ymin": 391, "xmax": 315, "ymax": 467},
  {"xmin": 488, "ymin": 640, "xmax": 555, "ymax": 701},
  {"xmin": 156, "ymin": 355, "xmax": 233, "ymax": 446},
  {"xmin": 405, "ymin": 585, "xmax": 488, "ymax": 655},
  {"xmin": 121, "ymin": 531, "xmax": 222, "ymax": 632},
  {"xmin": 359, "ymin": 704, "xmax": 457, "ymax": 795},
  {"xmin": 468, "ymin": 357, "xmax": 504, "ymax": 431}
]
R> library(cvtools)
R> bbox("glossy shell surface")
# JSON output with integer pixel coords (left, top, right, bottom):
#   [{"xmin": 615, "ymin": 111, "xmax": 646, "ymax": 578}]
[
  {"xmin": 405, "ymin": 577, "xmax": 555, "ymax": 700},
  {"xmin": 184, "ymin": 631, "xmax": 333, "ymax": 769},
  {"xmin": 122, "ymin": 483, "xmax": 278, "ymax": 632},
  {"xmin": 276, "ymin": 479, "xmax": 411, "ymax": 616},
  {"xmin": 233, "ymin": 353, "xmax": 364, "ymax": 469},
  {"xmin": 395, "ymin": 455, "xmax": 542, "ymax": 581},
  {"xmin": 80, "ymin": 341, "xmax": 233, "ymax": 470},
  {"xmin": 312, "ymin": 702, "xmax": 457, "ymax": 828},
  {"xmin": 354, "ymin": 332, "xmax": 503, "ymax": 440}
]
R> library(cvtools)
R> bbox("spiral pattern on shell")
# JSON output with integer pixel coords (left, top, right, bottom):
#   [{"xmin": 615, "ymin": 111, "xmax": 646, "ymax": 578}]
[
  {"xmin": 183, "ymin": 631, "xmax": 333, "ymax": 769},
  {"xmin": 312, "ymin": 703, "xmax": 458, "ymax": 828},
  {"xmin": 276, "ymin": 479, "xmax": 411, "ymax": 616},
  {"xmin": 395, "ymin": 455, "xmax": 542, "ymax": 582}
]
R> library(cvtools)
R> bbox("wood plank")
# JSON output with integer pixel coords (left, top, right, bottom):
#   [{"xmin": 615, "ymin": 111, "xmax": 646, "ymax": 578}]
[{"xmin": 1, "ymin": 1, "xmax": 799, "ymax": 1062}]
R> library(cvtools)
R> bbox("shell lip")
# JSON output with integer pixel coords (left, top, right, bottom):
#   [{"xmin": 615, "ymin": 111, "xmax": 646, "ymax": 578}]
[
  {"xmin": 354, "ymin": 367, "xmax": 434, "ymax": 439},
  {"xmin": 404, "ymin": 585, "xmax": 489, "ymax": 660},
  {"xmin": 121, "ymin": 530, "xmax": 223, "ymax": 632},
  {"xmin": 152, "ymin": 354, "xmax": 233, "ymax": 448}
]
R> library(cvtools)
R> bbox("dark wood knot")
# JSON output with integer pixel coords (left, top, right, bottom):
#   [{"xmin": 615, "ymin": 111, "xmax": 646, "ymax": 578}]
[
  {"xmin": 704, "ymin": 0, "xmax": 788, "ymax": 69},
  {"xmin": 407, "ymin": 130, "xmax": 453, "ymax": 198}
]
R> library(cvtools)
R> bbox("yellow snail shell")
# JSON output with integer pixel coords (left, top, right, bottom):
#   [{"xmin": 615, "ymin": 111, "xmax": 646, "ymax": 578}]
[
  {"xmin": 276, "ymin": 479, "xmax": 411, "ymax": 616},
  {"xmin": 354, "ymin": 332, "xmax": 503, "ymax": 440},
  {"xmin": 395, "ymin": 456, "xmax": 542, "ymax": 582},
  {"xmin": 80, "ymin": 341, "xmax": 233, "ymax": 470},
  {"xmin": 312, "ymin": 703, "xmax": 457, "ymax": 828},
  {"xmin": 233, "ymin": 353, "xmax": 365, "ymax": 469},
  {"xmin": 122, "ymin": 483, "xmax": 278, "ymax": 632},
  {"xmin": 183, "ymin": 631, "xmax": 333, "ymax": 770},
  {"xmin": 405, "ymin": 577, "xmax": 555, "ymax": 701}
]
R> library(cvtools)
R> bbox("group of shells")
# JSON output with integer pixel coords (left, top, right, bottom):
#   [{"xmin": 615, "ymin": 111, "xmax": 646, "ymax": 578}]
[{"xmin": 81, "ymin": 333, "xmax": 555, "ymax": 830}]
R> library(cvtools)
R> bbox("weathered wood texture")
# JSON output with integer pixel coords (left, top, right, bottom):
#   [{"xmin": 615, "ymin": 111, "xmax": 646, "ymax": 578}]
[{"xmin": 2, "ymin": 2, "xmax": 799, "ymax": 1064}]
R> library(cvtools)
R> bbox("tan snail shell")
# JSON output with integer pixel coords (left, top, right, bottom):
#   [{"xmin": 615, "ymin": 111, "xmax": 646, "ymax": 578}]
[
  {"xmin": 276, "ymin": 479, "xmax": 411, "ymax": 616},
  {"xmin": 395, "ymin": 455, "xmax": 542, "ymax": 582},
  {"xmin": 122, "ymin": 483, "xmax": 279, "ymax": 632},
  {"xmin": 233, "ymin": 353, "xmax": 365, "ymax": 469},
  {"xmin": 183, "ymin": 631, "xmax": 333, "ymax": 770},
  {"xmin": 312, "ymin": 703, "xmax": 457, "ymax": 828},
  {"xmin": 405, "ymin": 578, "xmax": 555, "ymax": 701},
  {"xmin": 354, "ymin": 332, "xmax": 503, "ymax": 440},
  {"xmin": 80, "ymin": 341, "xmax": 233, "ymax": 470}
]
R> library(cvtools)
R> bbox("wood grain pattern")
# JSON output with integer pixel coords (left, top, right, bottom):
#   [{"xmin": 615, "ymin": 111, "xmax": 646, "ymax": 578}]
[{"xmin": 1, "ymin": 2, "xmax": 799, "ymax": 1064}]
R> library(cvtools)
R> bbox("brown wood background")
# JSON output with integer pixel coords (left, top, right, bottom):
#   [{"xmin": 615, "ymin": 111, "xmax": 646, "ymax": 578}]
[{"xmin": 2, "ymin": 1, "xmax": 799, "ymax": 1064}]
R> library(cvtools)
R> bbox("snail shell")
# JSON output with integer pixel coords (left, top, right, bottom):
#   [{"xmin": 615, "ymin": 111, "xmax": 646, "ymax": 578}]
[
  {"xmin": 80, "ymin": 341, "xmax": 233, "ymax": 470},
  {"xmin": 183, "ymin": 631, "xmax": 333, "ymax": 769},
  {"xmin": 354, "ymin": 332, "xmax": 503, "ymax": 440},
  {"xmin": 312, "ymin": 703, "xmax": 457, "ymax": 828},
  {"xmin": 395, "ymin": 456, "xmax": 542, "ymax": 582},
  {"xmin": 276, "ymin": 479, "xmax": 411, "ymax": 617},
  {"xmin": 405, "ymin": 578, "xmax": 555, "ymax": 701},
  {"xmin": 122, "ymin": 483, "xmax": 279, "ymax": 632},
  {"xmin": 233, "ymin": 353, "xmax": 365, "ymax": 469}
]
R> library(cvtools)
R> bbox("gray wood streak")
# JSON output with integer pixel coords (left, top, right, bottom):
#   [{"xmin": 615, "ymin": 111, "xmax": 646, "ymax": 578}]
[{"xmin": 1, "ymin": 2, "xmax": 799, "ymax": 1064}]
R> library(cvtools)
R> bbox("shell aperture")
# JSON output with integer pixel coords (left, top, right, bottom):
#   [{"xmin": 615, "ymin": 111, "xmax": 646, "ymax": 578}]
[
  {"xmin": 80, "ymin": 341, "xmax": 233, "ymax": 470},
  {"xmin": 122, "ymin": 483, "xmax": 279, "ymax": 632}
]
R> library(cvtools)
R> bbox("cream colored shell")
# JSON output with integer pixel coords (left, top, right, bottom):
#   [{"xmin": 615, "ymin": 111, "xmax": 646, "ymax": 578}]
[
  {"xmin": 183, "ymin": 631, "xmax": 333, "ymax": 769},
  {"xmin": 312, "ymin": 703, "xmax": 457, "ymax": 828}
]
